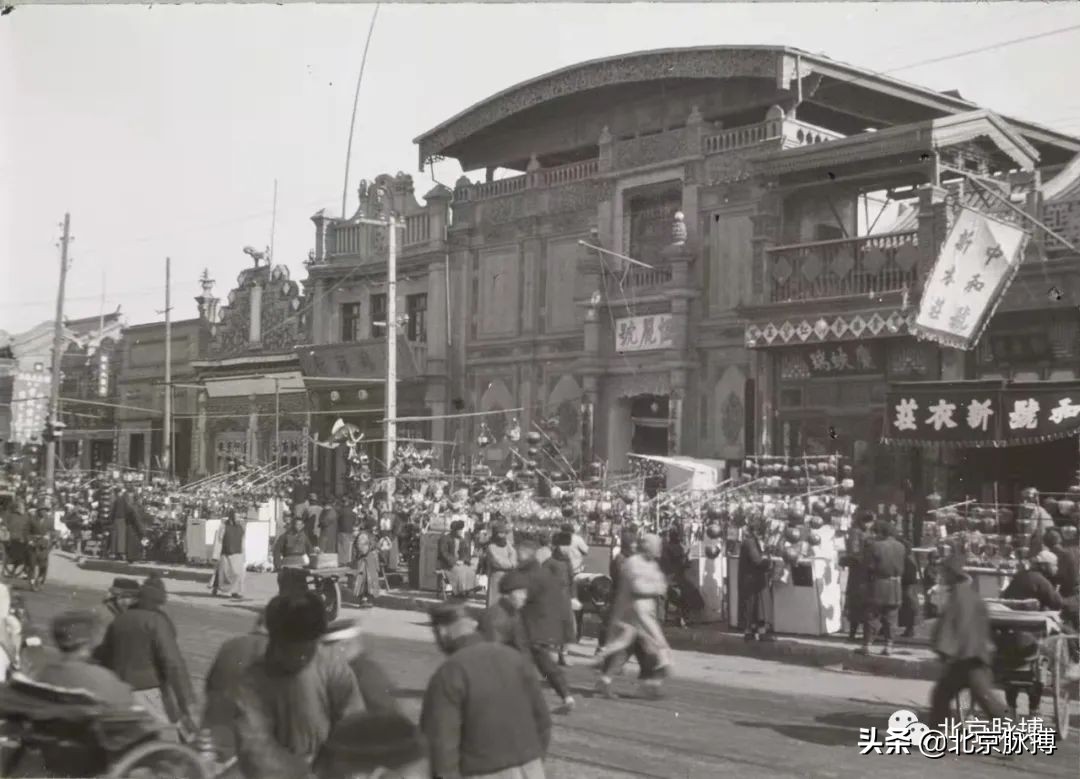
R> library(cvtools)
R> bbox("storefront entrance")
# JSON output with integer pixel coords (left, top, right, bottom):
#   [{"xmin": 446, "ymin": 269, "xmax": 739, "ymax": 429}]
[{"xmin": 958, "ymin": 436, "xmax": 1079, "ymax": 505}]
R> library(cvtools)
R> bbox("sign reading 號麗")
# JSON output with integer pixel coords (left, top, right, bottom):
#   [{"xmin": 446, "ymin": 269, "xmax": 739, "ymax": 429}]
[
  {"xmin": 614, "ymin": 314, "xmax": 675, "ymax": 353},
  {"xmin": 884, "ymin": 382, "xmax": 1080, "ymax": 447}
]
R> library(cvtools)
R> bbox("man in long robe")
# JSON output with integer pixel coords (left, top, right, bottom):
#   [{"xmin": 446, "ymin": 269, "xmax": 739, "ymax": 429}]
[
  {"xmin": 738, "ymin": 520, "xmax": 774, "ymax": 641},
  {"xmin": 213, "ymin": 511, "xmax": 247, "ymax": 599},
  {"xmin": 483, "ymin": 519, "xmax": 517, "ymax": 609}
]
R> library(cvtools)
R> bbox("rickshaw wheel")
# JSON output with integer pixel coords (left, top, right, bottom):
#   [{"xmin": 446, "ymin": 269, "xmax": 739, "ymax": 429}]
[
  {"xmin": 319, "ymin": 577, "xmax": 341, "ymax": 622},
  {"xmin": 1051, "ymin": 634, "xmax": 1073, "ymax": 739},
  {"xmin": 105, "ymin": 741, "xmax": 210, "ymax": 779}
]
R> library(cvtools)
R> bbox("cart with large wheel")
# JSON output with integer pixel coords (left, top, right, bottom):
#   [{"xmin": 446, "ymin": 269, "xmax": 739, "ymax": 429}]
[
  {"xmin": 0, "ymin": 674, "xmax": 229, "ymax": 779},
  {"xmin": 954, "ymin": 598, "xmax": 1079, "ymax": 738},
  {"xmin": 277, "ymin": 564, "xmax": 348, "ymax": 622}
]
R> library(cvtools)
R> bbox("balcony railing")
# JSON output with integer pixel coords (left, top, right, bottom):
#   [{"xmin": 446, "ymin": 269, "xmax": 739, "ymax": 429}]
[
  {"xmin": 452, "ymin": 118, "xmax": 846, "ymax": 203},
  {"xmin": 767, "ymin": 230, "xmax": 921, "ymax": 303},
  {"xmin": 327, "ymin": 213, "xmax": 433, "ymax": 258}
]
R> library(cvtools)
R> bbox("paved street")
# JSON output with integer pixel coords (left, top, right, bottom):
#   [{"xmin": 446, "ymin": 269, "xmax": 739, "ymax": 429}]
[{"xmin": 9, "ymin": 566, "xmax": 1077, "ymax": 779}]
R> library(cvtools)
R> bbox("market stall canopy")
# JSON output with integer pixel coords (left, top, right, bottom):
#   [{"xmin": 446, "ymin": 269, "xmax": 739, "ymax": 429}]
[
  {"xmin": 628, "ymin": 454, "xmax": 725, "ymax": 490},
  {"xmin": 883, "ymin": 380, "xmax": 1080, "ymax": 447}
]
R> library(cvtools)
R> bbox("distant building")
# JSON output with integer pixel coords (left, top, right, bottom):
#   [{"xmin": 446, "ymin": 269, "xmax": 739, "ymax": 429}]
[
  {"xmin": 190, "ymin": 258, "xmax": 309, "ymax": 479},
  {"xmin": 56, "ymin": 312, "xmax": 124, "ymax": 469},
  {"xmin": 114, "ymin": 315, "xmax": 210, "ymax": 478}
]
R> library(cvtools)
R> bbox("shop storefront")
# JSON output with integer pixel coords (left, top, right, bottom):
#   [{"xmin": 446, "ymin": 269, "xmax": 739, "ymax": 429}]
[{"xmin": 883, "ymin": 380, "xmax": 1080, "ymax": 504}]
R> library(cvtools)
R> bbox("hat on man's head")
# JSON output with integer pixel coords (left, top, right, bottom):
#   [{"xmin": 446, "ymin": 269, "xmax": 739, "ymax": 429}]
[
  {"xmin": 139, "ymin": 574, "xmax": 167, "ymax": 608},
  {"xmin": 52, "ymin": 610, "xmax": 99, "ymax": 652},
  {"xmin": 266, "ymin": 592, "xmax": 328, "ymax": 643},
  {"xmin": 499, "ymin": 570, "xmax": 529, "ymax": 594},
  {"xmin": 109, "ymin": 577, "xmax": 140, "ymax": 596},
  {"xmin": 317, "ymin": 712, "xmax": 427, "ymax": 775},
  {"xmin": 450, "ymin": 519, "xmax": 465, "ymax": 533},
  {"xmin": 426, "ymin": 601, "xmax": 470, "ymax": 628}
]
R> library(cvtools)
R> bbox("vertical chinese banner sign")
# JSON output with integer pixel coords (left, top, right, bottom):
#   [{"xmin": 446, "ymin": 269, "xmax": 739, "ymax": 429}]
[{"xmin": 912, "ymin": 206, "xmax": 1028, "ymax": 350}]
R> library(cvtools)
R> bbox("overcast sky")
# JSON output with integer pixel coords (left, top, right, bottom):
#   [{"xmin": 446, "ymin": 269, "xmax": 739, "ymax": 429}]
[{"xmin": 4, "ymin": 2, "xmax": 1080, "ymax": 334}]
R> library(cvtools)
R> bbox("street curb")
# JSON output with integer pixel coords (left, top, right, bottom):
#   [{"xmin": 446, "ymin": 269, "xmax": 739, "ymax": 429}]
[
  {"xmin": 75, "ymin": 558, "xmax": 214, "ymax": 584},
  {"xmin": 71, "ymin": 557, "xmax": 938, "ymax": 682},
  {"xmin": 370, "ymin": 591, "xmax": 940, "ymax": 682}
]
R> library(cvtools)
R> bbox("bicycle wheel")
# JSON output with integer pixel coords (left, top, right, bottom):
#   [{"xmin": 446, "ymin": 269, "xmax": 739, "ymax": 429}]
[
  {"xmin": 318, "ymin": 576, "xmax": 341, "ymax": 622},
  {"xmin": 106, "ymin": 741, "xmax": 210, "ymax": 779}
]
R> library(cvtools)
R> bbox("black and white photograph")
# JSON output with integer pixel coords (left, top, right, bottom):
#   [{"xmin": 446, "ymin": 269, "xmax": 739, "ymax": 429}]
[{"xmin": 1, "ymin": 1, "xmax": 1079, "ymax": 777}]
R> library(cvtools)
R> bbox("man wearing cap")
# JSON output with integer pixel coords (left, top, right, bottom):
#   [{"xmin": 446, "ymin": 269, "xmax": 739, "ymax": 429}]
[
  {"xmin": 928, "ymin": 555, "xmax": 1009, "ymax": 728},
  {"xmin": 102, "ymin": 577, "xmax": 141, "ymax": 620},
  {"xmin": 274, "ymin": 516, "xmax": 316, "ymax": 595},
  {"xmin": 38, "ymin": 610, "xmax": 133, "ymax": 705},
  {"xmin": 94, "ymin": 574, "xmax": 196, "ymax": 737},
  {"xmin": 483, "ymin": 519, "xmax": 517, "ymax": 609},
  {"xmin": 322, "ymin": 618, "xmax": 399, "ymax": 716},
  {"xmin": 421, "ymin": 602, "xmax": 551, "ymax": 779},
  {"xmin": 857, "ymin": 519, "xmax": 906, "ymax": 657},
  {"xmin": 517, "ymin": 538, "xmax": 575, "ymax": 713},
  {"xmin": 439, "ymin": 519, "xmax": 476, "ymax": 599},
  {"xmin": 1002, "ymin": 548, "xmax": 1064, "ymax": 612},
  {"xmin": 234, "ymin": 593, "xmax": 362, "ymax": 779},
  {"xmin": 480, "ymin": 569, "xmax": 530, "ymax": 655},
  {"xmin": 315, "ymin": 712, "xmax": 429, "ymax": 779},
  {"xmin": 35, "ymin": 611, "xmax": 135, "ymax": 777}
]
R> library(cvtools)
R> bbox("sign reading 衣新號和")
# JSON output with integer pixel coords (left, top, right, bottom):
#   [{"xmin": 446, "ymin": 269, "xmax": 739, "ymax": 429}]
[
  {"xmin": 614, "ymin": 314, "xmax": 675, "ymax": 353},
  {"xmin": 884, "ymin": 382, "xmax": 1080, "ymax": 447},
  {"xmin": 911, "ymin": 206, "xmax": 1028, "ymax": 351}
]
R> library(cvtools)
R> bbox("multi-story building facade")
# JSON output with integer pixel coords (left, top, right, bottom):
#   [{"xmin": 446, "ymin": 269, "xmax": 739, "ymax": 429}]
[
  {"xmin": 115, "ymin": 314, "xmax": 210, "ymax": 478},
  {"xmin": 304, "ymin": 174, "xmax": 451, "ymax": 493},
  {"xmin": 406, "ymin": 45, "xmax": 1080, "ymax": 499}
]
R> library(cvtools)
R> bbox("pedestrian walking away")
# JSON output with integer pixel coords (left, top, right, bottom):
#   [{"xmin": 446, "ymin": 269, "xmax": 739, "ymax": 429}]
[
  {"xmin": 517, "ymin": 537, "xmax": 575, "ymax": 713},
  {"xmin": 233, "ymin": 592, "xmax": 363, "ymax": 779},
  {"xmin": 928, "ymin": 555, "xmax": 1010, "ymax": 728},
  {"xmin": 93, "ymin": 574, "xmax": 197, "ymax": 740},
  {"xmin": 421, "ymin": 602, "xmax": 551, "ymax": 779}
]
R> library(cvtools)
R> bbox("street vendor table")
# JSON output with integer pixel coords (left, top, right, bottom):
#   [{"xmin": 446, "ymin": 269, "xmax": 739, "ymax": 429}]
[{"xmin": 964, "ymin": 566, "xmax": 1014, "ymax": 599}]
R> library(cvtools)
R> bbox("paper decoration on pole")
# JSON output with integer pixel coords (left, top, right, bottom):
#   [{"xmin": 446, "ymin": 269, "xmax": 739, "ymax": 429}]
[{"xmin": 911, "ymin": 206, "xmax": 1028, "ymax": 350}]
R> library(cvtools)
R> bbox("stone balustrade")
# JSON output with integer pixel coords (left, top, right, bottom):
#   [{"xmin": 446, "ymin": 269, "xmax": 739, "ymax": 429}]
[{"xmin": 767, "ymin": 230, "xmax": 921, "ymax": 303}]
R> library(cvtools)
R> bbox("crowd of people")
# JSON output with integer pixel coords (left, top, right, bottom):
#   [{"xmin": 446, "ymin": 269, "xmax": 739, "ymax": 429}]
[{"xmin": 0, "ymin": 510, "xmax": 690, "ymax": 779}]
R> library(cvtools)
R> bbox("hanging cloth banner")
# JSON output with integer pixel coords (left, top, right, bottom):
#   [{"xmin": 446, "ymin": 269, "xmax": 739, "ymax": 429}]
[
  {"xmin": 911, "ymin": 206, "xmax": 1028, "ymax": 351},
  {"xmin": 883, "ymin": 381, "xmax": 1080, "ymax": 447}
]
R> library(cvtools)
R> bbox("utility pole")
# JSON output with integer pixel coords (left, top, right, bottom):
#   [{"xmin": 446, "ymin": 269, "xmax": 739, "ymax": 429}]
[
  {"xmin": 385, "ymin": 213, "xmax": 397, "ymax": 510},
  {"xmin": 44, "ymin": 213, "xmax": 72, "ymax": 501},
  {"xmin": 164, "ymin": 257, "xmax": 173, "ymax": 480},
  {"xmin": 354, "ymin": 204, "xmax": 401, "ymax": 510}
]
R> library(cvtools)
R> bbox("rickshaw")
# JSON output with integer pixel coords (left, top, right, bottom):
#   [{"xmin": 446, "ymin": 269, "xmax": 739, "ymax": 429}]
[
  {"xmin": 954, "ymin": 598, "xmax": 1079, "ymax": 738},
  {"xmin": 0, "ymin": 674, "xmax": 225, "ymax": 779}
]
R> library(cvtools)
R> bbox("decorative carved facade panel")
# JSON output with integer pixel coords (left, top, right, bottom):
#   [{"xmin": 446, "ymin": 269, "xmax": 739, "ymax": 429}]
[{"xmin": 613, "ymin": 130, "xmax": 688, "ymax": 170}]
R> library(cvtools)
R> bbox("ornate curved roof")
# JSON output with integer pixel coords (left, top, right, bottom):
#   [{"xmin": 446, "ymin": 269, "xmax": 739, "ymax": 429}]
[{"xmin": 414, "ymin": 45, "xmax": 1080, "ymax": 170}]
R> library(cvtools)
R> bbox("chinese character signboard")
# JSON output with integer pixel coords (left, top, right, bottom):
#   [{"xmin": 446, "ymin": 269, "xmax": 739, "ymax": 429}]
[
  {"xmin": 614, "ymin": 314, "xmax": 675, "ymax": 353},
  {"xmin": 912, "ymin": 207, "xmax": 1028, "ymax": 351},
  {"xmin": 297, "ymin": 341, "xmax": 418, "ymax": 380},
  {"xmin": 781, "ymin": 343, "xmax": 883, "ymax": 380},
  {"xmin": 884, "ymin": 382, "xmax": 1080, "ymax": 447}
]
